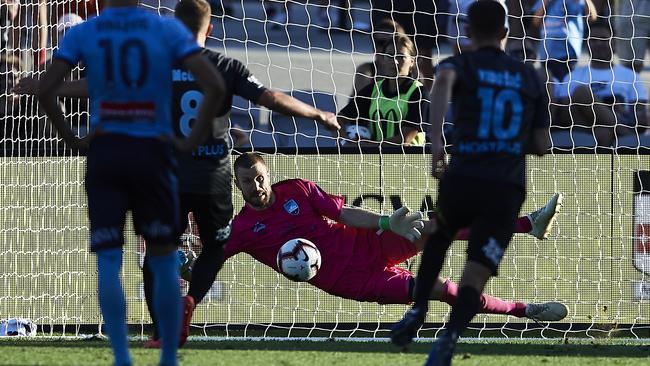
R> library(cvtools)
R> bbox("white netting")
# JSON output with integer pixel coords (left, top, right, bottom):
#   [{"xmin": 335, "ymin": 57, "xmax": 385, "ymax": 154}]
[{"xmin": 0, "ymin": 0, "xmax": 649, "ymax": 340}]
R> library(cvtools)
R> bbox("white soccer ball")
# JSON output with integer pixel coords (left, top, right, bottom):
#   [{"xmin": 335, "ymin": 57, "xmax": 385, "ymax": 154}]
[{"xmin": 276, "ymin": 238, "xmax": 321, "ymax": 282}]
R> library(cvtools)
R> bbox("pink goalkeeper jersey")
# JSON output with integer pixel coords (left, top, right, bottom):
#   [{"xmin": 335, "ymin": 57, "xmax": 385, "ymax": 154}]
[{"xmin": 224, "ymin": 179, "xmax": 356, "ymax": 292}]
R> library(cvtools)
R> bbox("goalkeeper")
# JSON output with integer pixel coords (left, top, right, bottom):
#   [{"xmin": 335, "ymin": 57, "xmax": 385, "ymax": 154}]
[{"xmin": 223, "ymin": 152, "xmax": 567, "ymax": 320}]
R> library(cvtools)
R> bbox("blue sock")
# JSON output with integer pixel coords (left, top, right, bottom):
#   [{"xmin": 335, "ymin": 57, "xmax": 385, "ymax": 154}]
[
  {"xmin": 147, "ymin": 251, "xmax": 181, "ymax": 366},
  {"xmin": 97, "ymin": 248, "xmax": 131, "ymax": 366}
]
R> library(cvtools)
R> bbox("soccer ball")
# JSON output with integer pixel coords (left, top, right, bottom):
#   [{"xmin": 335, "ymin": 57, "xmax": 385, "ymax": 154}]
[{"xmin": 276, "ymin": 238, "xmax": 321, "ymax": 282}]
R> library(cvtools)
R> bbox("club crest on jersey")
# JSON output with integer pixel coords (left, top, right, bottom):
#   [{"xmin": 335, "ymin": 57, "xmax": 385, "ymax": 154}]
[
  {"xmin": 253, "ymin": 222, "xmax": 266, "ymax": 233},
  {"xmin": 283, "ymin": 199, "xmax": 300, "ymax": 216}
]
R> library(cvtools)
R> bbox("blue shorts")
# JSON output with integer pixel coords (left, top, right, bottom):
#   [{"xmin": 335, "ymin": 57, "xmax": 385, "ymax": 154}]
[{"xmin": 85, "ymin": 134, "xmax": 180, "ymax": 252}]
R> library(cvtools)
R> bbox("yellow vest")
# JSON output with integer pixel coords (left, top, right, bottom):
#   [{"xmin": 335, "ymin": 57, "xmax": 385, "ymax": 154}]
[{"xmin": 368, "ymin": 79, "xmax": 425, "ymax": 146}]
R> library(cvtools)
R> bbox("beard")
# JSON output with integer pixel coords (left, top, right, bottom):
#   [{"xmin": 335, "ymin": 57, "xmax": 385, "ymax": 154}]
[{"xmin": 243, "ymin": 190, "xmax": 271, "ymax": 209}]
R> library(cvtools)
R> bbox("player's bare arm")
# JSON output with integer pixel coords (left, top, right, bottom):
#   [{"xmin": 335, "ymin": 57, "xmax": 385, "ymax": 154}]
[
  {"xmin": 338, "ymin": 206, "xmax": 425, "ymax": 242},
  {"xmin": 428, "ymin": 67, "xmax": 456, "ymax": 179},
  {"xmin": 257, "ymin": 89, "xmax": 340, "ymax": 131},
  {"xmin": 585, "ymin": 0, "xmax": 598, "ymax": 22},
  {"xmin": 36, "ymin": 59, "xmax": 88, "ymax": 149},
  {"xmin": 177, "ymin": 52, "xmax": 226, "ymax": 152},
  {"xmin": 14, "ymin": 76, "xmax": 89, "ymax": 98}
]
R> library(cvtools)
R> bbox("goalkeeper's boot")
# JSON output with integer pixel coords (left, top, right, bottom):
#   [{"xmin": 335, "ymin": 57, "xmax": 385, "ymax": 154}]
[
  {"xmin": 424, "ymin": 330, "xmax": 458, "ymax": 366},
  {"xmin": 390, "ymin": 306, "xmax": 426, "ymax": 348},
  {"xmin": 525, "ymin": 302, "xmax": 568, "ymax": 322},
  {"xmin": 179, "ymin": 295, "xmax": 195, "ymax": 347},
  {"xmin": 528, "ymin": 193, "xmax": 564, "ymax": 239}
]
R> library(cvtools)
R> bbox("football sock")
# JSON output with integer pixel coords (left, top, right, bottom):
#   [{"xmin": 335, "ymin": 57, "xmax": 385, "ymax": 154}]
[
  {"xmin": 455, "ymin": 216, "xmax": 532, "ymax": 240},
  {"xmin": 413, "ymin": 229, "xmax": 453, "ymax": 311},
  {"xmin": 97, "ymin": 248, "xmax": 131, "ymax": 366},
  {"xmin": 148, "ymin": 252, "xmax": 181, "ymax": 366},
  {"xmin": 187, "ymin": 243, "xmax": 225, "ymax": 304},
  {"xmin": 447, "ymin": 286, "xmax": 482, "ymax": 336},
  {"xmin": 142, "ymin": 256, "xmax": 159, "ymax": 340},
  {"xmin": 441, "ymin": 279, "xmax": 527, "ymax": 317}
]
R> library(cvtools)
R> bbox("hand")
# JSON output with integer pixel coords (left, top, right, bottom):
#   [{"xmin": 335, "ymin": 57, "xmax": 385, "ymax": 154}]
[
  {"xmin": 389, "ymin": 207, "xmax": 425, "ymax": 242},
  {"xmin": 316, "ymin": 111, "xmax": 341, "ymax": 132},
  {"xmin": 67, "ymin": 131, "xmax": 94, "ymax": 150},
  {"xmin": 431, "ymin": 142, "xmax": 447, "ymax": 179},
  {"xmin": 12, "ymin": 76, "xmax": 39, "ymax": 95}
]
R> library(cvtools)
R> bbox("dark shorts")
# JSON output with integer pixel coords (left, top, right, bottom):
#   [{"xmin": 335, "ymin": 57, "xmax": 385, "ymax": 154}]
[
  {"xmin": 435, "ymin": 174, "xmax": 526, "ymax": 275},
  {"xmin": 85, "ymin": 134, "xmax": 180, "ymax": 252},
  {"xmin": 371, "ymin": 0, "xmax": 438, "ymax": 51},
  {"xmin": 179, "ymin": 191, "xmax": 233, "ymax": 247}
]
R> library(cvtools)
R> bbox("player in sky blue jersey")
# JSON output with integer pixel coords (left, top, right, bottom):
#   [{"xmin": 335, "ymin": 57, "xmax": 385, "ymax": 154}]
[{"xmin": 36, "ymin": 1, "xmax": 226, "ymax": 365}]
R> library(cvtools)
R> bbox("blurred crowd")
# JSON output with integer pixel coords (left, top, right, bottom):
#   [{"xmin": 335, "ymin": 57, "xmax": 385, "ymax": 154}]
[{"xmin": 1, "ymin": 0, "xmax": 649, "ymax": 150}]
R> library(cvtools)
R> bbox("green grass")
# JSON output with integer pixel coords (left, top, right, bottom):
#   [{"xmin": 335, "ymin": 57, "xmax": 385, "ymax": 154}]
[{"xmin": 1, "ymin": 338, "xmax": 649, "ymax": 366}]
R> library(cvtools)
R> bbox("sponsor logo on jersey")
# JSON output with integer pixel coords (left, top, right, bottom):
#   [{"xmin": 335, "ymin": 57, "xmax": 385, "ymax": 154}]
[
  {"xmin": 99, "ymin": 101, "xmax": 155, "ymax": 121},
  {"xmin": 172, "ymin": 69, "xmax": 195, "ymax": 82},
  {"xmin": 283, "ymin": 199, "xmax": 300, "ymax": 216},
  {"xmin": 482, "ymin": 237, "xmax": 504, "ymax": 266},
  {"xmin": 253, "ymin": 221, "xmax": 266, "ymax": 233}
]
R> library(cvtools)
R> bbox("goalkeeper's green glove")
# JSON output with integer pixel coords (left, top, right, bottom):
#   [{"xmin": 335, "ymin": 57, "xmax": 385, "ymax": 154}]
[{"xmin": 379, "ymin": 206, "xmax": 425, "ymax": 242}]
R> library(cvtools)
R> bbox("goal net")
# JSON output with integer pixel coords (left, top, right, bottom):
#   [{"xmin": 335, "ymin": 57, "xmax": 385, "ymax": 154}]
[{"xmin": 1, "ymin": 0, "xmax": 649, "ymax": 340}]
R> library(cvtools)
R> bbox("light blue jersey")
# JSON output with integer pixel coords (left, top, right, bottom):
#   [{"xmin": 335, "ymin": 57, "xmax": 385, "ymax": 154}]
[
  {"xmin": 533, "ymin": 0, "xmax": 587, "ymax": 61},
  {"xmin": 55, "ymin": 7, "xmax": 200, "ymax": 138}
]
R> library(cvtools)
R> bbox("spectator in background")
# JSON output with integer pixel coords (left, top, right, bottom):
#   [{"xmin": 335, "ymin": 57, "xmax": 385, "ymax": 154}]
[
  {"xmin": 553, "ymin": 21, "xmax": 649, "ymax": 146},
  {"xmin": 531, "ymin": 0, "xmax": 597, "ymax": 82},
  {"xmin": 338, "ymin": 33, "xmax": 429, "ymax": 147},
  {"xmin": 372, "ymin": 0, "xmax": 438, "ymax": 90},
  {"xmin": 352, "ymin": 19, "xmax": 406, "ymax": 96},
  {"xmin": 447, "ymin": 0, "xmax": 509, "ymax": 55},
  {"xmin": 1, "ymin": 0, "xmax": 18, "ymax": 53},
  {"xmin": 5, "ymin": 0, "xmax": 48, "ymax": 70},
  {"xmin": 52, "ymin": 0, "xmax": 101, "ymax": 21},
  {"xmin": 264, "ymin": 0, "xmax": 352, "ymax": 30},
  {"xmin": 54, "ymin": 13, "xmax": 84, "ymax": 47},
  {"xmin": 0, "ymin": 53, "xmax": 21, "ymax": 117},
  {"xmin": 615, "ymin": 0, "xmax": 650, "ymax": 73}
]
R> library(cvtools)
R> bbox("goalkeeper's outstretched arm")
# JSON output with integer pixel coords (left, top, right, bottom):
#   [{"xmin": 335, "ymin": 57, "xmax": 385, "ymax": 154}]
[{"xmin": 338, "ymin": 206, "xmax": 424, "ymax": 242}]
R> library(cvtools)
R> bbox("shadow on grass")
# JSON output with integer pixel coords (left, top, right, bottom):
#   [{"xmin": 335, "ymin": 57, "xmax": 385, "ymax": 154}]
[{"xmin": 3, "ymin": 339, "xmax": 649, "ymax": 358}]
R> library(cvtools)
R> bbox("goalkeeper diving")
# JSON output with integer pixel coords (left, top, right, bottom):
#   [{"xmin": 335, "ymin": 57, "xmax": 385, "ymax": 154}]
[{"xmin": 206, "ymin": 152, "xmax": 567, "ymax": 321}]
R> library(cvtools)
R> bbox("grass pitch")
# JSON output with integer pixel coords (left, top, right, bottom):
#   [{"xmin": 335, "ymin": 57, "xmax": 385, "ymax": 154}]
[{"xmin": 1, "ymin": 338, "xmax": 648, "ymax": 366}]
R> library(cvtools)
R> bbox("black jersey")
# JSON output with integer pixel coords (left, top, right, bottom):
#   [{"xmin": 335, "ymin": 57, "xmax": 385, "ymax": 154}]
[
  {"xmin": 439, "ymin": 47, "xmax": 548, "ymax": 188},
  {"xmin": 171, "ymin": 48, "xmax": 266, "ymax": 194}
]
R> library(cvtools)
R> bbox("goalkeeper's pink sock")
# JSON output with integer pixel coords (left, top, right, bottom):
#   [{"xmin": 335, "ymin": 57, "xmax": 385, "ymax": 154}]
[
  {"xmin": 441, "ymin": 278, "xmax": 527, "ymax": 318},
  {"xmin": 455, "ymin": 216, "xmax": 532, "ymax": 241}
]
